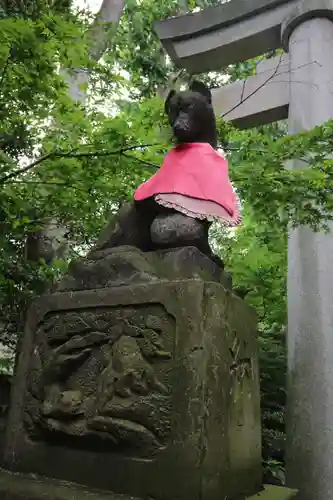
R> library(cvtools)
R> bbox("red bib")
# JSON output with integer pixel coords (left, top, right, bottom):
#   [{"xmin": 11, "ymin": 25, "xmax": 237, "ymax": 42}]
[{"xmin": 134, "ymin": 142, "xmax": 241, "ymax": 226}]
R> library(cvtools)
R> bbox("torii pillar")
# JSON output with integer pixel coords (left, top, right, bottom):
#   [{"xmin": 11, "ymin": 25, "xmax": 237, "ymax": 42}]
[{"xmin": 154, "ymin": 1, "xmax": 333, "ymax": 499}]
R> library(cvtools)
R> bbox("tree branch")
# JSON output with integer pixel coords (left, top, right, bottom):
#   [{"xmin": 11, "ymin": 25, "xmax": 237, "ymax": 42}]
[
  {"xmin": 0, "ymin": 54, "xmax": 11, "ymax": 92},
  {"xmin": 121, "ymin": 151, "xmax": 158, "ymax": 170},
  {"xmin": 88, "ymin": 0, "xmax": 126, "ymax": 62},
  {"xmin": 0, "ymin": 143, "xmax": 160, "ymax": 184},
  {"xmin": 0, "ymin": 151, "xmax": 56, "ymax": 184},
  {"xmin": 222, "ymin": 54, "xmax": 284, "ymax": 118},
  {"xmin": 2, "ymin": 137, "xmax": 322, "ymax": 187}
]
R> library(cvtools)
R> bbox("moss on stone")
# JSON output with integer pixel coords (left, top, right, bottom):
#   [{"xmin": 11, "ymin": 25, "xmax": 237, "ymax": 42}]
[
  {"xmin": 247, "ymin": 485, "xmax": 298, "ymax": 499},
  {"xmin": 0, "ymin": 468, "xmax": 139, "ymax": 500}
]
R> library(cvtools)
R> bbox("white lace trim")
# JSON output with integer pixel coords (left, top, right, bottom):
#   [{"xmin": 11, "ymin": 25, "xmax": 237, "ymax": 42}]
[
  {"xmin": 217, "ymin": 148, "xmax": 226, "ymax": 159},
  {"xmin": 155, "ymin": 194, "xmax": 242, "ymax": 228}
]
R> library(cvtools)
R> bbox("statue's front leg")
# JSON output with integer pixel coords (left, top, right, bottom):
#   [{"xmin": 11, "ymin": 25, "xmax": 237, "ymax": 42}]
[{"xmin": 90, "ymin": 201, "xmax": 156, "ymax": 254}]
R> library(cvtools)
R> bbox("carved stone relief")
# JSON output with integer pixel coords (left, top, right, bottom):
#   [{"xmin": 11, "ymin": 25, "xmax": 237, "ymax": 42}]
[{"xmin": 24, "ymin": 304, "xmax": 175, "ymax": 458}]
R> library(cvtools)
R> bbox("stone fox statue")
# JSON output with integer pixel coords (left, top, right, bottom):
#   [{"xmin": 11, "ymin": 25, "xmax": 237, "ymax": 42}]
[{"xmin": 91, "ymin": 81, "xmax": 241, "ymax": 264}]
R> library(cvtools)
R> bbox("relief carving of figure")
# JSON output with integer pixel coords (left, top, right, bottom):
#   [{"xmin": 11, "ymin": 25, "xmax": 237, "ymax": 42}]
[{"xmin": 25, "ymin": 306, "xmax": 174, "ymax": 458}]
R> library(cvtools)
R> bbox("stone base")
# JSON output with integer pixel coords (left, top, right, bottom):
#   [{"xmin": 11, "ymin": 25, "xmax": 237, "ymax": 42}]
[
  {"xmin": 2, "ymin": 246, "xmax": 261, "ymax": 500},
  {"xmin": 0, "ymin": 469, "xmax": 297, "ymax": 500},
  {"xmin": 57, "ymin": 245, "xmax": 232, "ymax": 292}
]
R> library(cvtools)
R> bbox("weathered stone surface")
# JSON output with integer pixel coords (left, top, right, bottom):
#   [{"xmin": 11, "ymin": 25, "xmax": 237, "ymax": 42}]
[
  {"xmin": 91, "ymin": 202, "xmax": 154, "ymax": 253},
  {"xmin": 281, "ymin": 0, "xmax": 333, "ymax": 49},
  {"xmin": 0, "ymin": 469, "xmax": 292, "ymax": 500},
  {"xmin": 24, "ymin": 302, "xmax": 174, "ymax": 458},
  {"xmin": 155, "ymin": 0, "xmax": 293, "ymax": 41},
  {"xmin": 283, "ymin": 7, "xmax": 333, "ymax": 500},
  {"xmin": 150, "ymin": 213, "xmax": 207, "ymax": 248},
  {"xmin": 0, "ymin": 468, "xmax": 140, "ymax": 500},
  {"xmin": 58, "ymin": 246, "xmax": 160, "ymax": 291},
  {"xmin": 211, "ymin": 54, "xmax": 289, "ymax": 128},
  {"xmin": 151, "ymin": 246, "xmax": 231, "ymax": 288},
  {"xmin": 3, "ymin": 276, "xmax": 261, "ymax": 500},
  {"xmin": 58, "ymin": 246, "xmax": 231, "ymax": 292},
  {"xmin": 89, "ymin": 201, "xmax": 223, "ymax": 268},
  {"xmin": 154, "ymin": 0, "xmax": 298, "ymax": 72}
]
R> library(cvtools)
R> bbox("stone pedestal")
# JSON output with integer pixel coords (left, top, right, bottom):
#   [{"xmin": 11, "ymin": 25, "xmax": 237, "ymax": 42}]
[{"xmin": 3, "ymin": 247, "xmax": 261, "ymax": 500}]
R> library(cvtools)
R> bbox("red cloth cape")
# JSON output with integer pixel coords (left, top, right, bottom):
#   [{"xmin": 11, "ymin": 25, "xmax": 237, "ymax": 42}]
[{"xmin": 134, "ymin": 142, "xmax": 240, "ymax": 222}]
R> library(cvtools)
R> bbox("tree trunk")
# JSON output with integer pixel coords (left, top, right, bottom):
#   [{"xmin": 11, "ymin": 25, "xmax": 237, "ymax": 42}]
[
  {"xmin": 67, "ymin": 0, "xmax": 126, "ymax": 102},
  {"xmin": 27, "ymin": 0, "xmax": 126, "ymax": 265}
]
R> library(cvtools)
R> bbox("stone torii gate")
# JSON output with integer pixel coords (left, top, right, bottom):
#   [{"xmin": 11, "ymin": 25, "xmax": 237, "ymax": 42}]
[{"xmin": 155, "ymin": 1, "xmax": 333, "ymax": 499}]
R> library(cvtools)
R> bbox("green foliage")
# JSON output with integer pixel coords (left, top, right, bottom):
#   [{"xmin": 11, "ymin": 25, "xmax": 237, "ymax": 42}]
[
  {"xmin": 112, "ymin": 0, "xmax": 178, "ymax": 96},
  {"xmin": 210, "ymin": 207, "xmax": 287, "ymax": 482},
  {"xmin": 0, "ymin": 0, "xmax": 72, "ymax": 20},
  {"xmin": 225, "ymin": 121, "xmax": 333, "ymax": 231},
  {"xmin": 112, "ymin": 0, "xmax": 232, "ymax": 98}
]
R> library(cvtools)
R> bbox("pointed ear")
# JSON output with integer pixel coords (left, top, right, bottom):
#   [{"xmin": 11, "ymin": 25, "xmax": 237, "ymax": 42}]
[
  {"xmin": 189, "ymin": 80, "xmax": 212, "ymax": 103},
  {"xmin": 164, "ymin": 89, "xmax": 176, "ymax": 114}
]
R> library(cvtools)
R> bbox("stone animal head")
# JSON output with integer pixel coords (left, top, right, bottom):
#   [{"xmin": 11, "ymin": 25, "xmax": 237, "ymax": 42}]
[{"xmin": 164, "ymin": 80, "xmax": 217, "ymax": 149}]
